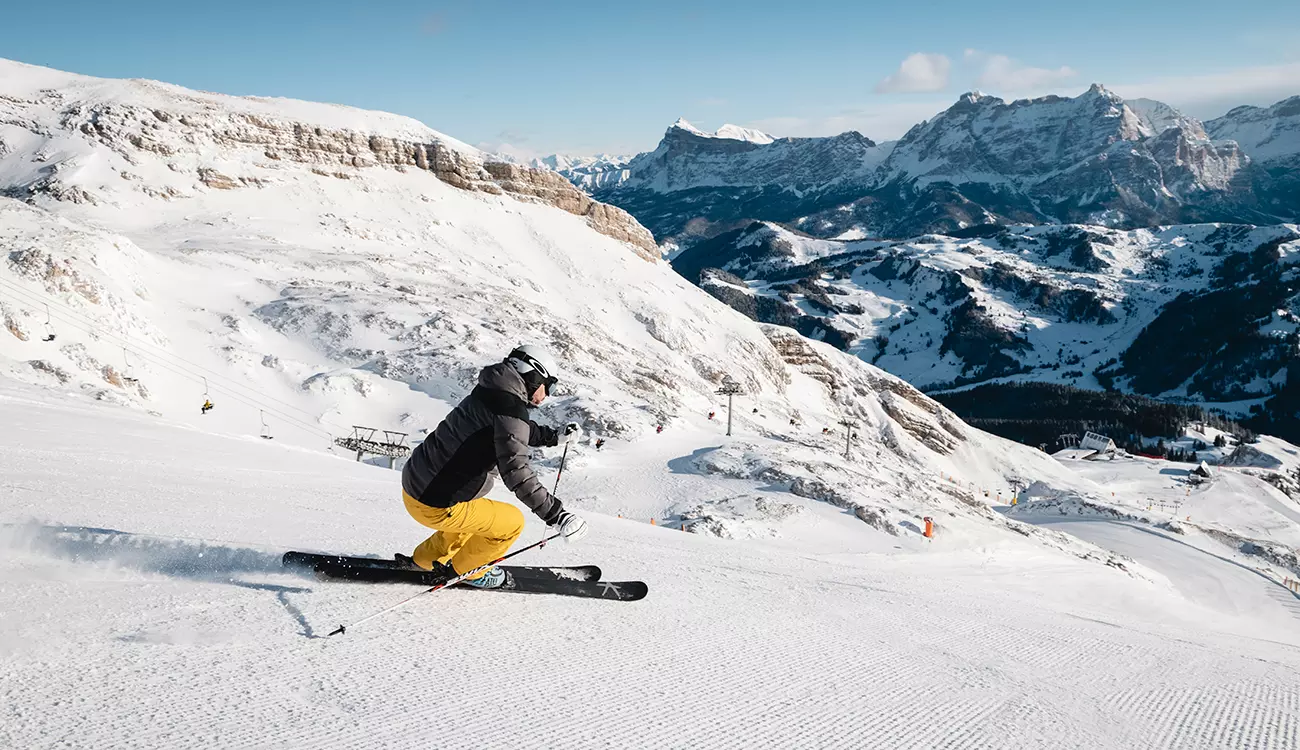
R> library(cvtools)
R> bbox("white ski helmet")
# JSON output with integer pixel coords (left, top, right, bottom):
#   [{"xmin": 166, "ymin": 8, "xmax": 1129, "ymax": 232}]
[{"xmin": 506, "ymin": 344, "xmax": 559, "ymax": 395}]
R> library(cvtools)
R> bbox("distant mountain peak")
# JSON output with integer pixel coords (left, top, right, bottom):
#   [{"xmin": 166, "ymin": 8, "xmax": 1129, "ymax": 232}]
[
  {"xmin": 668, "ymin": 118, "xmax": 775, "ymax": 144},
  {"xmin": 959, "ymin": 90, "xmax": 997, "ymax": 104},
  {"xmin": 671, "ymin": 117, "xmax": 705, "ymax": 135}
]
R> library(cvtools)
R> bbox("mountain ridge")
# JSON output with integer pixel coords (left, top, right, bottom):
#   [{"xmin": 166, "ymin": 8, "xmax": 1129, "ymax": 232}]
[{"xmin": 542, "ymin": 84, "xmax": 1297, "ymax": 244}]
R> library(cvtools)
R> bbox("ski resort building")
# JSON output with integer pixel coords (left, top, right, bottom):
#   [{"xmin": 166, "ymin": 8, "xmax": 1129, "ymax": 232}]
[{"xmin": 1080, "ymin": 431, "xmax": 1117, "ymax": 457}]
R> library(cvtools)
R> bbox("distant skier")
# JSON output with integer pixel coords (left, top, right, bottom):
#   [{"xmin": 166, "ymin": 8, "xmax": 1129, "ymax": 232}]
[
  {"xmin": 708, "ymin": 411, "xmax": 716, "ymax": 421},
  {"xmin": 595, "ymin": 438, "xmax": 605, "ymax": 451},
  {"xmin": 397, "ymin": 344, "xmax": 588, "ymax": 589},
  {"xmin": 656, "ymin": 424, "xmax": 664, "ymax": 434}
]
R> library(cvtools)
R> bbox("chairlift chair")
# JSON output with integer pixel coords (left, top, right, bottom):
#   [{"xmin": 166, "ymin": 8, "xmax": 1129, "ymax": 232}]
[
  {"xmin": 42, "ymin": 304, "xmax": 56, "ymax": 342},
  {"xmin": 122, "ymin": 348, "xmax": 139, "ymax": 384},
  {"xmin": 260, "ymin": 410, "xmax": 273, "ymax": 440}
]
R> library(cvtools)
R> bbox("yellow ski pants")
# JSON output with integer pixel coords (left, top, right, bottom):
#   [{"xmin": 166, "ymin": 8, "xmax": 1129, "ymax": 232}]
[{"xmin": 402, "ymin": 491, "xmax": 525, "ymax": 578}]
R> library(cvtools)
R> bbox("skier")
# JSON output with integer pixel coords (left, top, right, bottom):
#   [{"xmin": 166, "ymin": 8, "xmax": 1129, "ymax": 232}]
[
  {"xmin": 200, "ymin": 399, "xmax": 214, "ymax": 414},
  {"xmin": 656, "ymin": 424, "xmax": 664, "ymax": 434},
  {"xmin": 708, "ymin": 411, "xmax": 716, "ymax": 421},
  {"xmin": 397, "ymin": 344, "xmax": 588, "ymax": 589},
  {"xmin": 595, "ymin": 438, "xmax": 605, "ymax": 451}
]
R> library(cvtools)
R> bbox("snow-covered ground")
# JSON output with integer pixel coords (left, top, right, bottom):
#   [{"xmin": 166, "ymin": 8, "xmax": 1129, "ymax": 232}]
[
  {"xmin": 1040, "ymin": 450, "xmax": 1300, "ymax": 545},
  {"xmin": 4, "ymin": 380, "xmax": 1300, "ymax": 749},
  {"xmin": 1020, "ymin": 518, "xmax": 1300, "ymax": 632}
]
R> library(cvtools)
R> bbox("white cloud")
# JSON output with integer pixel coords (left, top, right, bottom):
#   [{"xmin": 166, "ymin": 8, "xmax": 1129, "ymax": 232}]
[
  {"xmin": 475, "ymin": 141, "xmax": 540, "ymax": 163},
  {"xmin": 964, "ymin": 50, "xmax": 1077, "ymax": 93},
  {"xmin": 875, "ymin": 53, "xmax": 951, "ymax": 94},
  {"xmin": 1110, "ymin": 62, "xmax": 1300, "ymax": 118}
]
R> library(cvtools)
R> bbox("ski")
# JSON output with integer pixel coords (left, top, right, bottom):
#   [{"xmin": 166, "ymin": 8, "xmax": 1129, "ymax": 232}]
[
  {"xmin": 282, "ymin": 550, "xmax": 601, "ymax": 582},
  {"xmin": 311, "ymin": 562, "xmax": 647, "ymax": 601}
]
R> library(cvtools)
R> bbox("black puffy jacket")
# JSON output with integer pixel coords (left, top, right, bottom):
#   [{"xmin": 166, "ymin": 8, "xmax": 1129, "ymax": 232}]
[{"xmin": 402, "ymin": 362, "xmax": 564, "ymax": 523}]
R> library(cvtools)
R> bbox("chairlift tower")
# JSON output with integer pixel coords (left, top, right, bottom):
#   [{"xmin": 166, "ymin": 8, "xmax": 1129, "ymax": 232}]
[
  {"xmin": 716, "ymin": 378, "xmax": 743, "ymax": 437},
  {"xmin": 838, "ymin": 419, "xmax": 858, "ymax": 461}
]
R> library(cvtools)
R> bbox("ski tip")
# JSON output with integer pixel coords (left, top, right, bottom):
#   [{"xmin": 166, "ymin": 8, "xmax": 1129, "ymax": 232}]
[
  {"xmin": 620, "ymin": 582, "xmax": 650, "ymax": 601},
  {"xmin": 328, "ymin": 625, "xmax": 346, "ymax": 637}
]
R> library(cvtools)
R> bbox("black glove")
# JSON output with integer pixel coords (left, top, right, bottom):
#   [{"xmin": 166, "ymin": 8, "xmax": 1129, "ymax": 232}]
[{"xmin": 533, "ymin": 424, "xmax": 559, "ymax": 447}]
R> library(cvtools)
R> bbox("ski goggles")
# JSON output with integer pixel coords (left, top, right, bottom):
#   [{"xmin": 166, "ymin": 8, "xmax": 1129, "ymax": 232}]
[{"xmin": 508, "ymin": 350, "xmax": 558, "ymax": 395}]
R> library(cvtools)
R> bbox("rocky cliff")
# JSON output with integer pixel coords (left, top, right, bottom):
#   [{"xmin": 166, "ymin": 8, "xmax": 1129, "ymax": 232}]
[{"xmin": 0, "ymin": 59, "xmax": 657, "ymax": 259}]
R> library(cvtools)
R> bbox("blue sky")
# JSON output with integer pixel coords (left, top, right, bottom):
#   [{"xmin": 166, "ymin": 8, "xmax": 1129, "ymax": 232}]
[{"xmin": 2, "ymin": 0, "xmax": 1298, "ymax": 157}]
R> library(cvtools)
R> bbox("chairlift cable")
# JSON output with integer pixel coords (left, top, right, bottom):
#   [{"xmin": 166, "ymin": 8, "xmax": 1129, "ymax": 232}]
[
  {"xmin": 0, "ymin": 277, "xmax": 344, "ymax": 428},
  {"xmin": 0, "ymin": 282, "xmax": 335, "ymax": 440}
]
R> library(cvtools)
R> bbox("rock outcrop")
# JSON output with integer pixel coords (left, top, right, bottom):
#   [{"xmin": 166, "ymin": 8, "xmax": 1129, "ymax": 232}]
[{"xmin": 0, "ymin": 71, "xmax": 657, "ymax": 259}]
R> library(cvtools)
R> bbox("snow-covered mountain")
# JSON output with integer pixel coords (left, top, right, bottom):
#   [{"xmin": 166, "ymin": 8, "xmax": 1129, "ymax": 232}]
[
  {"xmin": 578, "ymin": 85, "xmax": 1298, "ymax": 243},
  {"xmin": 675, "ymin": 220, "xmax": 1300, "ymax": 440},
  {"xmin": 528, "ymin": 152, "xmax": 632, "ymax": 191},
  {"xmin": 667, "ymin": 118, "xmax": 777, "ymax": 145},
  {"xmin": 0, "ymin": 58, "xmax": 1101, "ymax": 553},
  {"xmin": 582, "ymin": 117, "xmax": 893, "ymax": 242},
  {"xmin": 1207, "ymin": 95, "xmax": 1300, "ymax": 220}
]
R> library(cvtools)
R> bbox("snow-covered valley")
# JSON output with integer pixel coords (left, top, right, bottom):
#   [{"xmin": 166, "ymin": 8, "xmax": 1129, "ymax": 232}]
[
  {"xmin": 674, "ymin": 220, "xmax": 1300, "ymax": 440},
  {"xmin": 2, "ymin": 59, "xmax": 1300, "ymax": 749}
]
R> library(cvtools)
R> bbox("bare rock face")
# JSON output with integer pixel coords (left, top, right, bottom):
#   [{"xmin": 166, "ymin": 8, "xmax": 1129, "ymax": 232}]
[
  {"xmin": 1208, "ymin": 96, "xmax": 1300, "ymax": 219},
  {"xmin": 482, "ymin": 162, "xmax": 657, "ymax": 259},
  {"xmin": 48, "ymin": 99, "xmax": 659, "ymax": 258},
  {"xmin": 7, "ymin": 245, "xmax": 103, "ymax": 303},
  {"xmin": 28, "ymin": 359, "xmax": 73, "ymax": 384},
  {"xmin": 2, "ymin": 302, "xmax": 30, "ymax": 341}
]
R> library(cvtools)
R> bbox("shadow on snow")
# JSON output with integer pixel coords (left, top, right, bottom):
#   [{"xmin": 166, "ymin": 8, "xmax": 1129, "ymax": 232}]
[{"xmin": 2, "ymin": 523, "xmax": 324, "ymax": 638}]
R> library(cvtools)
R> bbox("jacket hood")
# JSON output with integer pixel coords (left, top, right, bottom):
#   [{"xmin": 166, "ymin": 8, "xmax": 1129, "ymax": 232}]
[{"xmin": 479, "ymin": 361, "xmax": 531, "ymax": 402}]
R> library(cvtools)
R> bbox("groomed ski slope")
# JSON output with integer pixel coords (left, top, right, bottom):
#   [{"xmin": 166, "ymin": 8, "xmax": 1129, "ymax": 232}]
[
  {"xmin": 4, "ymin": 382, "xmax": 1300, "ymax": 749},
  {"xmin": 1019, "ymin": 519, "xmax": 1300, "ymax": 631}
]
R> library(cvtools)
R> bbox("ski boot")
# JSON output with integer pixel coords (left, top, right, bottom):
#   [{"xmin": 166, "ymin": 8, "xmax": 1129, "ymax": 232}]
[
  {"xmin": 462, "ymin": 567, "xmax": 506, "ymax": 589},
  {"xmin": 394, "ymin": 554, "xmax": 457, "ymax": 581}
]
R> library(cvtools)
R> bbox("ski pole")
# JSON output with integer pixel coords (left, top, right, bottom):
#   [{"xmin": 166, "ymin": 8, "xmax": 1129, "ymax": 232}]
[
  {"xmin": 552, "ymin": 442, "xmax": 570, "ymax": 496},
  {"xmin": 538, "ymin": 443, "xmax": 572, "ymax": 549},
  {"xmin": 328, "ymin": 533, "xmax": 562, "ymax": 637}
]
